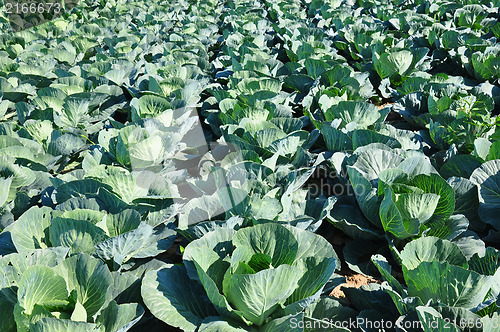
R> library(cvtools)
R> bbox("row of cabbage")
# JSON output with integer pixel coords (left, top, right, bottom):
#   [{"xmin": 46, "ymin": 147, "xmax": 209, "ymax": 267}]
[
  {"xmin": 0, "ymin": 0, "xmax": 234, "ymax": 330},
  {"xmin": 142, "ymin": 0, "xmax": 348, "ymax": 330}
]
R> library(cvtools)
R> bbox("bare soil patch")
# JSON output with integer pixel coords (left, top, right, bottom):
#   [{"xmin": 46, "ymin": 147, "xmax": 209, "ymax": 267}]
[{"xmin": 330, "ymin": 274, "xmax": 381, "ymax": 299}]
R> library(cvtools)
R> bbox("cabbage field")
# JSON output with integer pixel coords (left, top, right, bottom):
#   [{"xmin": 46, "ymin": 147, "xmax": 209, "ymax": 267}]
[{"xmin": 0, "ymin": 0, "xmax": 499, "ymax": 330}]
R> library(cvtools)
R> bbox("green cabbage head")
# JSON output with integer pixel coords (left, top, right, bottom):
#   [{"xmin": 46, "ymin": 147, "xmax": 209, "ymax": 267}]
[{"xmin": 142, "ymin": 223, "xmax": 340, "ymax": 330}]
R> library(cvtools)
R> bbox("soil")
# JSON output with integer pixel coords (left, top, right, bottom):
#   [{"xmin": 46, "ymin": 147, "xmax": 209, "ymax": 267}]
[
  {"xmin": 376, "ymin": 102, "xmax": 394, "ymax": 110},
  {"xmin": 330, "ymin": 273, "xmax": 381, "ymax": 300}
]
